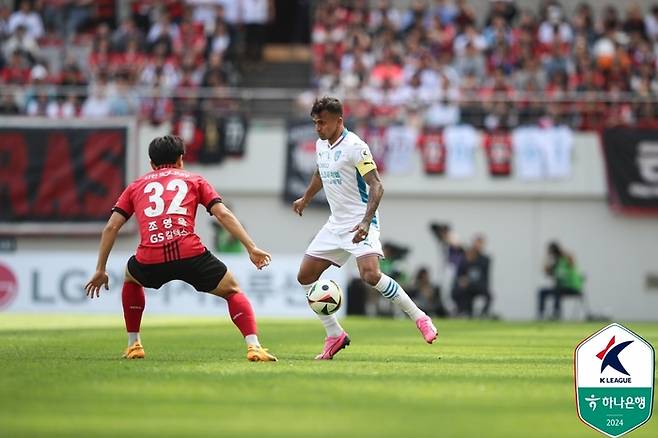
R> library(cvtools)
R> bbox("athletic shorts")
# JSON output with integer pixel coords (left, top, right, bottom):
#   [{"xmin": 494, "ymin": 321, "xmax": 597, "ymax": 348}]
[
  {"xmin": 127, "ymin": 250, "xmax": 227, "ymax": 292},
  {"xmin": 305, "ymin": 224, "xmax": 384, "ymax": 267}
]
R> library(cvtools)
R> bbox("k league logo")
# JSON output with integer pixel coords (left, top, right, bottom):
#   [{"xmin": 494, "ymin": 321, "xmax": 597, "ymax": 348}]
[
  {"xmin": 575, "ymin": 323, "xmax": 655, "ymax": 437},
  {"xmin": 597, "ymin": 336, "xmax": 633, "ymax": 377}
]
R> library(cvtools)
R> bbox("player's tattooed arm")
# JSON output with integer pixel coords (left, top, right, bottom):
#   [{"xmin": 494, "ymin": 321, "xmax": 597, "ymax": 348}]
[
  {"xmin": 210, "ymin": 203, "xmax": 271, "ymax": 269},
  {"xmin": 351, "ymin": 169, "xmax": 384, "ymax": 244},
  {"xmin": 293, "ymin": 168, "xmax": 323, "ymax": 216},
  {"xmin": 85, "ymin": 212, "xmax": 127, "ymax": 298}
]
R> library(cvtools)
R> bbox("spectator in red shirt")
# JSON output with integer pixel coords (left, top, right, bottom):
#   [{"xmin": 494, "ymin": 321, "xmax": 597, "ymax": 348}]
[
  {"xmin": 1, "ymin": 50, "xmax": 31, "ymax": 85},
  {"xmin": 88, "ymin": 38, "xmax": 112, "ymax": 76},
  {"xmin": 173, "ymin": 21, "xmax": 206, "ymax": 61},
  {"xmin": 113, "ymin": 38, "xmax": 148, "ymax": 76},
  {"xmin": 370, "ymin": 47, "xmax": 403, "ymax": 86}
]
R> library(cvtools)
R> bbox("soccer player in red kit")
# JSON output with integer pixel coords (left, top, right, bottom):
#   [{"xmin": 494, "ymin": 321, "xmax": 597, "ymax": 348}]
[{"xmin": 84, "ymin": 135, "xmax": 277, "ymax": 362}]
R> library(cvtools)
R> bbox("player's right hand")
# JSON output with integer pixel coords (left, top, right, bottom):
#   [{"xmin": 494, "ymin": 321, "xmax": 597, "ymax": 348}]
[
  {"xmin": 292, "ymin": 197, "xmax": 307, "ymax": 216},
  {"xmin": 85, "ymin": 270, "xmax": 109, "ymax": 299},
  {"xmin": 248, "ymin": 247, "xmax": 272, "ymax": 270}
]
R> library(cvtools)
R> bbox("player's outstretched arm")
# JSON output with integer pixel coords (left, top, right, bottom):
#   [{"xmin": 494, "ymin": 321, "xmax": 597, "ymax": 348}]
[
  {"xmin": 210, "ymin": 202, "xmax": 271, "ymax": 270},
  {"xmin": 351, "ymin": 169, "xmax": 384, "ymax": 244},
  {"xmin": 85, "ymin": 212, "xmax": 127, "ymax": 298},
  {"xmin": 293, "ymin": 168, "xmax": 323, "ymax": 216}
]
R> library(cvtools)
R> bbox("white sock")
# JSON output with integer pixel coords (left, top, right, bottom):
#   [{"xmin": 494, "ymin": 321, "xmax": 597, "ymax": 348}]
[
  {"xmin": 128, "ymin": 332, "xmax": 140, "ymax": 346},
  {"xmin": 317, "ymin": 314, "xmax": 344, "ymax": 337},
  {"xmin": 245, "ymin": 334, "xmax": 260, "ymax": 347},
  {"xmin": 303, "ymin": 283, "xmax": 344, "ymax": 337},
  {"xmin": 373, "ymin": 274, "xmax": 426, "ymax": 321}
]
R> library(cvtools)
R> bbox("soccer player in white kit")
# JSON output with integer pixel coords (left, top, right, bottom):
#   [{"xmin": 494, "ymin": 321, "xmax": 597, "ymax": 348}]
[{"xmin": 293, "ymin": 97, "xmax": 438, "ymax": 360}]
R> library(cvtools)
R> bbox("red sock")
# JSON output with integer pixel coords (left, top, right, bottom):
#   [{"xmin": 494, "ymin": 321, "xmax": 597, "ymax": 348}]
[
  {"xmin": 226, "ymin": 292, "xmax": 257, "ymax": 337},
  {"xmin": 122, "ymin": 281, "xmax": 145, "ymax": 333}
]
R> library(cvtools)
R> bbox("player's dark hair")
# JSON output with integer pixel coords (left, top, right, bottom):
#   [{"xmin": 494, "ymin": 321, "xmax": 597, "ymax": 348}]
[
  {"xmin": 310, "ymin": 96, "xmax": 343, "ymax": 117},
  {"xmin": 149, "ymin": 135, "xmax": 185, "ymax": 166}
]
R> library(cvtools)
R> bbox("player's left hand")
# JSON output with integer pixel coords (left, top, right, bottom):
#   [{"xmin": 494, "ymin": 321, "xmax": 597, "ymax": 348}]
[
  {"xmin": 248, "ymin": 247, "xmax": 272, "ymax": 270},
  {"xmin": 351, "ymin": 221, "xmax": 370, "ymax": 244},
  {"xmin": 85, "ymin": 270, "xmax": 109, "ymax": 299}
]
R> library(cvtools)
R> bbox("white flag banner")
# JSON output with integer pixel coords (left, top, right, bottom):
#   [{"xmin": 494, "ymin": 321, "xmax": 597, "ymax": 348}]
[
  {"xmin": 445, "ymin": 124, "xmax": 478, "ymax": 179},
  {"xmin": 512, "ymin": 125, "xmax": 574, "ymax": 180},
  {"xmin": 512, "ymin": 126, "xmax": 545, "ymax": 180},
  {"xmin": 384, "ymin": 124, "xmax": 418, "ymax": 175},
  {"xmin": 544, "ymin": 125, "xmax": 574, "ymax": 179}
]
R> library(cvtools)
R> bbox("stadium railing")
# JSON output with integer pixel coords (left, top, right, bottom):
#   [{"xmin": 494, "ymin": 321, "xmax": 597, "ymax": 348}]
[{"xmin": 2, "ymin": 85, "xmax": 658, "ymax": 126}]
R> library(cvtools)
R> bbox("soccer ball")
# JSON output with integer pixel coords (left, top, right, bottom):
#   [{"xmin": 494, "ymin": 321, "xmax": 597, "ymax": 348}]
[{"xmin": 307, "ymin": 279, "xmax": 342, "ymax": 315}]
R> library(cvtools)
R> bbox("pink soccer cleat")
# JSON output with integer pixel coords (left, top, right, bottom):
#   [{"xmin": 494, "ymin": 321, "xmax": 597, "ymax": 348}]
[
  {"xmin": 416, "ymin": 316, "xmax": 438, "ymax": 344},
  {"xmin": 315, "ymin": 332, "xmax": 351, "ymax": 360}
]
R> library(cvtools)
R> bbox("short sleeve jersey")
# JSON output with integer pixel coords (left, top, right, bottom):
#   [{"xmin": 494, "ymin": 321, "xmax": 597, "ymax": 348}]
[
  {"xmin": 316, "ymin": 129, "xmax": 380, "ymax": 234},
  {"xmin": 113, "ymin": 166, "xmax": 222, "ymax": 264},
  {"xmin": 512, "ymin": 126, "xmax": 545, "ymax": 180}
]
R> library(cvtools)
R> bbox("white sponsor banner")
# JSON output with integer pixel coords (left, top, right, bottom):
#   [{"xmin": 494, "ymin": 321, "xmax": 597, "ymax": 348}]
[{"xmin": 0, "ymin": 252, "xmax": 347, "ymax": 317}]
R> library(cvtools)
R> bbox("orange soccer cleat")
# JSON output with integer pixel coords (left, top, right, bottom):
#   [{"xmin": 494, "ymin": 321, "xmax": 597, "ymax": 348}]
[
  {"xmin": 247, "ymin": 345, "xmax": 278, "ymax": 362},
  {"xmin": 122, "ymin": 342, "xmax": 145, "ymax": 359}
]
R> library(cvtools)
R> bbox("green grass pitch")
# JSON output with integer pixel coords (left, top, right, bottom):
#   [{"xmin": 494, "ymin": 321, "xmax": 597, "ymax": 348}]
[{"xmin": 0, "ymin": 315, "xmax": 656, "ymax": 437}]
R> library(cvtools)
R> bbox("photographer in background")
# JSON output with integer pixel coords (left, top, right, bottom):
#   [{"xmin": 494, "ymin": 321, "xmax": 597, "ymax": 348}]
[
  {"xmin": 429, "ymin": 222, "xmax": 464, "ymax": 313},
  {"xmin": 409, "ymin": 266, "xmax": 449, "ymax": 318},
  {"xmin": 210, "ymin": 201, "xmax": 243, "ymax": 254},
  {"xmin": 537, "ymin": 241, "xmax": 583, "ymax": 320},
  {"xmin": 451, "ymin": 234, "xmax": 493, "ymax": 318}
]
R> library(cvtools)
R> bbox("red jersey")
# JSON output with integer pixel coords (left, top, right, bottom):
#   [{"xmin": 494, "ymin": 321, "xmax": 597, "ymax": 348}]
[
  {"xmin": 417, "ymin": 130, "xmax": 446, "ymax": 175},
  {"xmin": 113, "ymin": 166, "xmax": 221, "ymax": 264},
  {"xmin": 483, "ymin": 131, "xmax": 512, "ymax": 176}
]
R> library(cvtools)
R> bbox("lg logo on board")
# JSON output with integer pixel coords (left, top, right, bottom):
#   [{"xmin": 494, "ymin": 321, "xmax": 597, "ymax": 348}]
[{"xmin": 0, "ymin": 263, "xmax": 18, "ymax": 309}]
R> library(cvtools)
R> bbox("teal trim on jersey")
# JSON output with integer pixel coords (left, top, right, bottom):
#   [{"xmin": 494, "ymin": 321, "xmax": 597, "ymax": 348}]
[
  {"xmin": 329, "ymin": 128, "xmax": 349, "ymax": 149},
  {"xmin": 356, "ymin": 170, "xmax": 368, "ymax": 203}
]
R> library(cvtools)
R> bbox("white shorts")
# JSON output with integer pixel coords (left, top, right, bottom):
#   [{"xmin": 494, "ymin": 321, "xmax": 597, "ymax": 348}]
[{"xmin": 305, "ymin": 224, "xmax": 384, "ymax": 267}]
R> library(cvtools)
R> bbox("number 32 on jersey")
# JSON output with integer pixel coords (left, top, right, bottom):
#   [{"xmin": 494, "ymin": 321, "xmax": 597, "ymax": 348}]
[{"xmin": 143, "ymin": 179, "xmax": 188, "ymax": 217}]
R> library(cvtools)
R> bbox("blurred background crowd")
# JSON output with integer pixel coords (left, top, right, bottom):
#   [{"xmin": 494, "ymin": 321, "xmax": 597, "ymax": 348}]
[
  {"xmin": 306, "ymin": 0, "xmax": 658, "ymax": 130},
  {"xmin": 2, "ymin": 0, "xmax": 658, "ymax": 129}
]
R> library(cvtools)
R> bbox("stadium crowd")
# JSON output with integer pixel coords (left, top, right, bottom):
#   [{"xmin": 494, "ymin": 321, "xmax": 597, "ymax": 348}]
[
  {"xmin": 308, "ymin": 0, "xmax": 658, "ymax": 130},
  {"xmin": 0, "ymin": 0, "xmax": 271, "ymax": 121},
  {"xmin": 1, "ymin": 0, "xmax": 658, "ymax": 129}
]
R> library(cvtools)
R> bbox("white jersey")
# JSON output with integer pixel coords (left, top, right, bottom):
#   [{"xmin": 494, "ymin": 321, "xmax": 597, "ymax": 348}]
[
  {"xmin": 543, "ymin": 125, "xmax": 573, "ymax": 179},
  {"xmin": 512, "ymin": 126, "xmax": 545, "ymax": 180},
  {"xmin": 385, "ymin": 124, "xmax": 417, "ymax": 175},
  {"xmin": 445, "ymin": 124, "xmax": 477, "ymax": 178},
  {"xmin": 316, "ymin": 129, "xmax": 380, "ymax": 234}
]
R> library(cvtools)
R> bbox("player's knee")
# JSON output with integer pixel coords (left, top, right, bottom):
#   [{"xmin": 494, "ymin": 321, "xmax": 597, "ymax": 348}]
[
  {"xmin": 208, "ymin": 271, "xmax": 240, "ymax": 298},
  {"xmin": 297, "ymin": 271, "xmax": 315, "ymax": 286},
  {"xmin": 360, "ymin": 269, "xmax": 381, "ymax": 286},
  {"xmin": 213, "ymin": 284, "xmax": 239, "ymax": 298}
]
